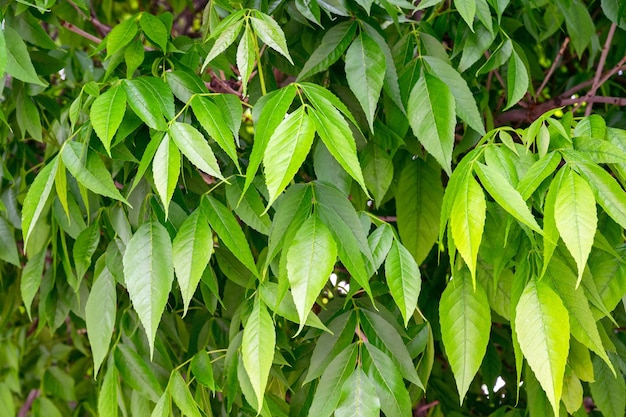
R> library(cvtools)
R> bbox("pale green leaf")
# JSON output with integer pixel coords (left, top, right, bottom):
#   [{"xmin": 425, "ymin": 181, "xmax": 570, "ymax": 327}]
[
  {"xmin": 21, "ymin": 248, "xmax": 46, "ymax": 320},
  {"xmin": 5, "ymin": 27, "xmax": 47, "ymax": 86},
  {"xmin": 114, "ymin": 344, "xmax": 163, "ymax": 402},
  {"xmin": 455, "ymin": 0, "xmax": 476, "ymax": 30},
  {"xmin": 335, "ymin": 367, "xmax": 381, "ymax": 417},
  {"xmin": 589, "ymin": 356, "xmax": 625, "ymax": 417},
  {"xmin": 516, "ymin": 151, "xmax": 561, "ymax": 200},
  {"xmin": 73, "ymin": 220, "xmax": 101, "ymax": 283},
  {"xmin": 450, "ymin": 174, "xmax": 485, "ymax": 283},
  {"xmin": 263, "ymin": 106, "xmax": 316, "ymax": 207},
  {"xmin": 191, "ymin": 351, "xmax": 215, "ymax": 390},
  {"xmin": 242, "ymin": 297, "xmax": 276, "ymax": 411},
  {"xmin": 237, "ymin": 26, "xmax": 255, "ymax": 96},
  {"xmin": 202, "ymin": 18, "xmax": 244, "ymax": 70},
  {"xmin": 385, "ymin": 240, "xmax": 421, "ymax": 327},
  {"xmin": 345, "ymin": 31, "xmax": 386, "ymax": 131},
  {"xmin": 541, "ymin": 168, "xmax": 566, "ymax": 277},
  {"xmin": 308, "ymin": 344, "xmax": 358, "ymax": 417},
  {"xmin": 173, "ymin": 209, "xmax": 213, "ymax": 316},
  {"xmin": 123, "ymin": 220, "xmax": 174, "ymax": 357},
  {"xmin": 122, "ymin": 79, "xmax": 168, "ymax": 131},
  {"xmin": 576, "ymin": 161, "xmax": 626, "ymax": 230},
  {"xmin": 191, "ymin": 96, "xmax": 239, "ymax": 167},
  {"xmin": 22, "ymin": 156, "xmax": 58, "ymax": 249},
  {"xmin": 297, "ymin": 21, "xmax": 357, "ymax": 80},
  {"xmin": 151, "ymin": 391, "xmax": 171, "ymax": 417},
  {"xmin": 152, "ymin": 136, "xmax": 180, "ymax": 217},
  {"xmin": 439, "ymin": 270, "xmax": 491, "ymax": 402},
  {"xmin": 505, "ymin": 49, "xmax": 529, "ymax": 110},
  {"xmin": 106, "ymin": 17, "xmax": 138, "ymax": 59},
  {"xmin": 286, "ymin": 215, "xmax": 337, "ymax": 332},
  {"xmin": 169, "ymin": 371, "xmax": 202, "ymax": 417},
  {"xmin": 561, "ymin": 367, "xmax": 583, "ymax": 414},
  {"xmin": 86, "ymin": 262, "xmax": 116, "ymax": 376},
  {"xmin": 407, "ymin": 73, "xmax": 455, "ymax": 175},
  {"xmin": 90, "ymin": 84, "xmax": 127, "ymax": 155},
  {"xmin": 98, "ymin": 366, "xmax": 118, "ymax": 417},
  {"xmin": 554, "ymin": 169, "xmax": 597, "ymax": 284},
  {"xmin": 140, "ymin": 13, "xmax": 168, "ymax": 52},
  {"xmin": 474, "ymin": 162, "xmax": 542, "ymax": 233},
  {"xmin": 0, "ymin": 29, "xmax": 7, "ymax": 76},
  {"xmin": 250, "ymin": 13, "xmax": 293, "ymax": 64},
  {"xmin": 515, "ymin": 279, "xmax": 570, "ymax": 417},
  {"xmin": 367, "ymin": 223, "xmax": 394, "ymax": 274},
  {"xmin": 169, "ymin": 121, "xmax": 224, "ymax": 179}
]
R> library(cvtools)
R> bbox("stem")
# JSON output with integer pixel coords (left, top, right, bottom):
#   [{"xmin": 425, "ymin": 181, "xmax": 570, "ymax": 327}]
[
  {"xmin": 61, "ymin": 21, "xmax": 102, "ymax": 44},
  {"xmin": 536, "ymin": 37, "xmax": 570, "ymax": 99},
  {"xmin": 585, "ymin": 23, "xmax": 617, "ymax": 116},
  {"xmin": 254, "ymin": 37, "xmax": 267, "ymax": 96}
]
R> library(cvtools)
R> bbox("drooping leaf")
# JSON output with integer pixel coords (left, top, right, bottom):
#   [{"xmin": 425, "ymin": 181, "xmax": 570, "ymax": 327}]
[
  {"xmin": 455, "ymin": 0, "xmax": 476, "ymax": 30},
  {"xmin": 385, "ymin": 240, "xmax": 421, "ymax": 327},
  {"xmin": 0, "ymin": 216, "xmax": 19, "ymax": 266},
  {"xmin": 169, "ymin": 121, "xmax": 224, "ymax": 179},
  {"xmin": 589, "ymin": 356, "xmax": 625, "ymax": 417},
  {"xmin": 367, "ymin": 223, "xmax": 394, "ymax": 274},
  {"xmin": 202, "ymin": 16, "xmax": 245, "ymax": 70},
  {"xmin": 515, "ymin": 278, "xmax": 570, "ymax": 417},
  {"xmin": 140, "ymin": 13, "xmax": 169, "ymax": 52},
  {"xmin": 250, "ymin": 13, "xmax": 294, "ymax": 63},
  {"xmin": 263, "ymin": 106, "xmax": 316, "ymax": 207},
  {"xmin": 90, "ymin": 84, "xmax": 127, "ymax": 155},
  {"xmin": 98, "ymin": 365, "xmax": 118, "ymax": 417},
  {"xmin": 557, "ymin": 0, "xmax": 595, "ymax": 56},
  {"xmin": 335, "ymin": 367, "xmax": 381, "ymax": 417},
  {"xmin": 576, "ymin": 161, "xmax": 626, "ymax": 230},
  {"xmin": 242, "ymin": 297, "xmax": 276, "ymax": 411},
  {"xmin": 85, "ymin": 261, "xmax": 116, "ymax": 377},
  {"xmin": 286, "ymin": 214, "xmax": 337, "ymax": 332},
  {"xmin": 259, "ymin": 282, "xmax": 329, "ymax": 331},
  {"xmin": 516, "ymin": 151, "xmax": 561, "ymax": 200},
  {"xmin": 123, "ymin": 220, "xmax": 174, "ymax": 357},
  {"xmin": 225, "ymin": 177, "xmax": 272, "ymax": 235},
  {"xmin": 168, "ymin": 371, "xmax": 202, "ymax": 417},
  {"xmin": 439, "ymin": 270, "xmax": 491, "ymax": 402},
  {"xmin": 191, "ymin": 350, "xmax": 215, "ymax": 390},
  {"xmin": 407, "ymin": 73, "xmax": 455, "ymax": 175},
  {"xmin": 114, "ymin": 344, "xmax": 163, "ymax": 403},
  {"xmin": 152, "ymin": 136, "xmax": 180, "ymax": 217},
  {"xmin": 22, "ymin": 156, "xmax": 59, "ymax": 249},
  {"xmin": 105, "ymin": 17, "xmax": 138, "ymax": 59},
  {"xmin": 21, "ymin": 248, "xmax": 46, "ymax": 320},
  {"xmin": 191, "ymin": 96, "xmax": 239, "ymax": 167},
  {"xmin": 122, "ymin": 79, "xmax": 168, "ymax": 131},
  {"xmin": 361, "ymin": 144, "xmax": 393, "ymax": 206},
  {"xmin": 505, "ymin": 48, "xmax": 529, "ymax": 110},
  {"xmin": 73, "ymin": 220, "xmax": 101, "ymax": 284},
  {"xmin": 172, "ymin": 209, "xmax": 213, "ymax": 316},
  {"xmin": 237, "ymin": 26, "xmax": 255, "ymax": 96},
  {"xmin": 5, "ymin": 27, "xmax": 47, "ymax": 86}
]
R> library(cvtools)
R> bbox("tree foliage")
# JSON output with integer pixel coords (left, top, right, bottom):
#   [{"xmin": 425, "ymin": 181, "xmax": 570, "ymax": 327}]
[{"xmin": 1, "ymin": 0, "xmax": 626, "ymax": 416}]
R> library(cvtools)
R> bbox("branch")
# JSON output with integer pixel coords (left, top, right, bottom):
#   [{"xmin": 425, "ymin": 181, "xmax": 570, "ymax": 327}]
[
  {"xmin": 61, "ymin": 21, "xmax": 102, "ymax": 44},
  {"xmin": 17, "ymin": 389, "xmax": 40, "ymax": 417},
  {"xmin": 536, "ymin": 37, "xmax": 570, "ymax": 98},
  {"xmin": 585, "ymin": 22, "xmax": 618, "ymax": 116}
]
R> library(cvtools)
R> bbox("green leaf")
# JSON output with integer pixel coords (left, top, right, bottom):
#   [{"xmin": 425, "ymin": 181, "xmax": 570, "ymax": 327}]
[
  {"xmin": 554, "ymin": 169, "xmax": 597, "ymax": 284},
  {"xmin": 202, "ymin": 18, "xmax": 244, "ymax": 70},
  {"xmin": 576, "ymin": 161, "xmax": 626, "ymax": 230},
  {"xmin": 73, "ymin": 220, "xmax": 101, "ymax": 283},
  {"xmin": 407, "ymin": 73, "xmax": 455, "ymax": 175},
  {"xmin": 0, "ymin": 29, "xmax": 7, "ymax": 76},
  {"xmin": 439, "ymin": 270, "xmax": 491, "ymax": 402},
  {"xmin": 125, "ymin": 39, "xmax": 144, "ymax": 78},
  {"xmin": 263, "ymin": 106, "xmax": 316, "ymax": 207},
  {"xmin": 191, "ymin": 350, "xmax": 215, "ymax": 390},
  {"xmin": 225, "ymin": 177, "xmax": 272, "ymax": 235},
  {"xmin": 191, "ymin": 96, "xmax": 239, "ymax": 167},
  {"xmin": 86, "ymin": 262, "xmax": 116, "ymax": 376},
  {"xmin": 152, "ymin": 136, "xmax": 180, "ymax": 217},
  {"xmin": 90, "ymin": 84, "xmax": 127, "ymax": 155},
  {"xmin": 237, "ymin": 26, "xmax": 255, "ymax": 96},
  {"xmin": 396, "ymin": 157, "xmax": 443, "ymax": 265},
  {"xmin": 363, "ymin": 343, "xmax": 412, "ymax": 417},
  {"xmin": 590, "ymin": 356, "xmax": 625, "ymax": 417},
  {"xmin": 98, "ymin": 366, "xmax": 118, "ymax": 417},
  {"xmin": 242, "ymin": 297, "xmax": 276, "ymax": 411},
  {"xmin": 300, "ymin": 82, "xmax": 360, "ymax": 129},
  {"xmin": 173, "ymin": 209, "xmax": 213, "ymax": 316},
  {"xmin": 297, "ymin": 21, "xmax": 357, "ymax": 81},
  {"xmin": 515, "ymin": 278, "xmax": 570, "ymax": 417},
  {"xmin": 134, "ymin": 77, "xmax": 175, "ymax": 120},
  {"xmin": 541, "ymin": 169, "xmax": 566, "ymax": 276},
  {"xmin": 450, "ymin": 174, "xmax": 485, "ymax": 283},
  {"xmin": 140, "ymin": 13, "xmax": 169, "ymax": 52},
  {"xmin": 114, "ymin": 344, "xmax": 163, "ymax": 403},
  {"xmin": 5, "ymin": 27, "xmax": 47, "ymax": 86},
  {"xmin": 151, "ymin": 391, "xmax": 171, "ymax": 417},
  {"xmin": 286, "ymin": 215, "xmax": 337, "ymax": 332},
  {"xmin": 308, "ymin": 344, "xmax": 358, "ymax": 417},
  {"xmin": 474, "ymin": 162, "xmax": 542, "ymax": 233},
  {"xmin": 169, "ymin": 122, "xmax": 224, "ymax": 179},
  {"xmin": 367, "ymin": 223, "xmax": 394, "ymax": 274},
  {"xmin": 0, "ymin": 216, "xmax": 19, "ymax": 266},
  {"xmin": 385, "ymin": 240, "xmax": 421, "ymax": 327},
  {"xmin": 22, "ymin": 156, "xmax": 58, "ymax": 249},
  {"xmin": 505, "ymin": 48, "xmax": 529, "ymax": 110},
  {"xmin": 165, "ymin": 70, "xmax": 209, "ymax": 103},
  {"xmin": 259, "ymin": 282, "xmax": 329, "ymax": 331},
  {"xmin": 423, "ymin": 56, "xmax": 485, "ymax": 134},
  {"xmin": 106, "ymin": 17, "xmax": 138, "ymax": 59},
  {"xmin": 557, "ymin": 0, "xmax": 594, "ymax": 56},
  {"xmin": 16, "ymin": 92, "xmax": 42, "ymax": 142},
  {"xmin": 61, "ymin": 141, "xmax": 128, "ymax": 204},
  {"xmin": 345, "ymin": 31, "xmax": 386, "ymax": 131},
  {"xmin": 335, "ymin": 367, "xmax": 381, "ymax": 417},
  {"xmin": 123, "ymin": 220, "xmax": 174, "ymax": 357},
  {"xmin": 361, "ymin": 144, "xmax": 393, "ymax": 207},
  {"xmin": 516, "ymin": 151, "xmax": 561, "ymax": 200},
  {"xmin": 250, "ymin": 13, "xmax": 294, "ymax": 64},
  {"xmin": 455, "ymin": 0, "xmax": 476, "ymax": 30},
  {"xmin": 169, "ymin": 371, "xmax": 202, "ymax": 417},
  {"xmin": 21, "ymin": 248, "xmax": 46, "ymax": 320},
  {"xmin": 122, "ymin": 79, "xmax": 168, "ymax": 131}
]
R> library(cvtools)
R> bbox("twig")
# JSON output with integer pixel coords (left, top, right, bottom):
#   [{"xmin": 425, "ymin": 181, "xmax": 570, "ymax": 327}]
[
  {"xmin": 536, "ymin": 37, "xmax": 570, "ymax": 98},
  {"xmin": 585, "ymin": 23, "xmax": 617, "ymax": 116},
  {"xmin": 62, "ymin": 21, "xmax": 102, "ymax": 44},
  {"xmin": 596, "ymin": 54, "xmax": 626, "ymax": 87},
  {"xmin": 17, "ymin": 389, "xmax": 40, "ymax": 417}
]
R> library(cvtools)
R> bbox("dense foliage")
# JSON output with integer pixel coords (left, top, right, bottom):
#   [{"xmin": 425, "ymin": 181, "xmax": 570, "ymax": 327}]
[{"xmin": 1, "ymin": 0, "xmax": 626, "ymax": 416}]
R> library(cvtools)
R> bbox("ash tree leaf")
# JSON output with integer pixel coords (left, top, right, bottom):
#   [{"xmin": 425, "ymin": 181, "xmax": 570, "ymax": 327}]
[
  {"xmin": 191, "ymin": 351, "xmax": 215, "ymax": 390},
  {"xmin": 134, "ymin": 77, "xmax": 175, "ymax": 120},
  {"xmin": 576, "ymin": 161, "xmax": 626, "ymax": 230},
  {"xmin": 450, "ymin": 174, "xmax": 485, "ymax": 283},
  {"xmin": 474, "ymin": 162, "xmax": 542, "ymax": 233},
  {"xmin": 558, "ymin": 0, "xmax": 594, "ymax": 56},
  {"xmin": 165, "ymin": 70, "xmax": 209, "ymax": 103},
  {"xmin": 554, "ymin": 169, "xmax": 597, "ymax": 284},
  {"xmin": 590, "ymin": 356, "xmax": 625, "ymax": 417},
  {"xmin": 202, "ymin": 16, "xmax": 245, "ymax": 70},
  {"xmin": 250, "ymin": 13, "xmax": 294, "ymax": 64},
  {"xmin": 0, "ymin": 216, "xmax": 19, "ymax": 266},
  {"xmin": 505, "ymin": 48, "xmax": 529, "ymax": 110},
  {"xmin": 22, "ymin": 156, "xmax": 59, "ymax": 249},
  {"xmin": 98, "ymin": 365, "xmax": 118, "ymax": 417},
  {"xmin": 541, "ymin": 169, "xmax": 566, "ymax": 277},
  {"xmin": 455, "ymin": 0, "xmax": 476, "ymax": 30},
  {"xmin": 263, "ymin": 106, "xmax": 316, "ymax": 207},
  {"xmin": 225, "ymin": 177, "xmax": 271, "ymax": 235},
  {"xmin": 73, "ymin": 220, "xmax": 101, "ymax": 283},
  {"xmin": 515, "ymin": 278, "xmax": 570, "ymax": 417},
  {"xmin": 242, "ymin": 297, "xmax": 276, "ymax": 412},
  {"xmin": 363, "ymin": 343, "xmax": 412, "ymax": 417},
  {"xmin": 308, "ymin": 344, "xmax": 358, "ymax": 417},
  {"xmin": 152, "ymin": 136, "xmax": 180, "ymax": 217},
  {"xmin": 286, "ymin": 214, "xmax": 337, "ymax": 333},
  {"xmin": 140, "ymin": 13, "xmax": 169, "ymax": 52},
  {"xmin": 122, "ymin": 79, "xmax": 168, "ymax": 131},
  {"xmin": 86, "ymin": 262, "xmax": 116, "ymax": 377},
  {"xmin": 172, "ymin": 209, "xmax": 213, "ymax": 316},
  {"xmin": 385, "ymin": 240, "xmax": 421, "ymax": 327},
  {"xmin": 191, "ymin": 96, "xmax": 239, "ymax": 168},
  {"xmin": 151, "ymin": 391, "xmax": 172, "ymax": 417},
  {"xmin": 361, "ymin": 143, "xmax": 393, "ymax": 207},
  {"xmin": 105, "ymin": 17, "xmax": 138, "ymax": 59},
  {"xmin": 244, "ymin": 84, "xmax": 297, "ymax": 195},
  {"xmin": 297, "ymin": 21, "xmax": 357, "ymax": 81},
  {"xmin": 21, "ymin": 248, "xmax": 46, "ymax": 320},
  {"xmin": 61, "ymin": 141, "xmax": 128, "ymax": 204},
  {"xmin": 5, "ymin": 27, "xmax": 47, "ymax": 86},
  {"xmin": 516, "ymin": 151, "xmax": 561, "ymax": 200},
  {"xmin": 335, "ymin": 367, "xmax": 381, "ymax": 417},
  {"xmin": 123, "ymin": 220, "xmax": 174, "ymax": 357},
  {"xmin": 90, "ymin": 84, "xmax": 127, "ymax": 155},
  {"xmin": 168, "ymin": 371, "xmax": 202, "ymax": 417},
  {"xmin": 169, "ymin": 121, "xmax": 224, "ymax": 180},
  {"xmin": 0, "ymin": 27, "xmax": 7, "ymax": 75},
  {"xmin": 397, "ymin": 157, "xmax": 443, "ymax": 265},
  {"xmin": 345, "ymin": 31, "xmax": 386, "ymax": 131},
  {"xmin": 367, "ymin": 223, "xmax": 394, "ymax": 273},
  {"xmin": 114, "ymin": 344, "xmax": 163, "ymax": 402},
  {"xmin": 439, "ymin": 270, "xmax": 491, "ymax": 402},
  {"xmin": 296, "ymin": 0, "xmax": 322, "ymax": 25},
  {"xmin": 407, "ymin": 73, "xmax": 455, "ymax": 175},
  {"xmin": 259, "ymin": 282, "xmax": 329, "ymax": 331},
  {"xmin": 202, "ymin": 195, "xmax": 258, "ymax": 276},
  {"xmin": 237, "ymin": 26, "xmax": 255, "ymax": 96}
]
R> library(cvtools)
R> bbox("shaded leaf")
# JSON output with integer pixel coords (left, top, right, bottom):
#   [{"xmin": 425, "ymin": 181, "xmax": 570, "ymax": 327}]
[
  {"xmin": 86, "ymin": 262, "xmax": 116, "ymax": 376},
  {"xmin": 90, "ymin": 85, "xmax": 127, "ymax": 155},
  {"xmin": 385, "ymin": 240, "xmax": 421, "ymax": 327},
  {"xmin": 169, "ymin": 371, "xmax": 202, "ymax": 417}
]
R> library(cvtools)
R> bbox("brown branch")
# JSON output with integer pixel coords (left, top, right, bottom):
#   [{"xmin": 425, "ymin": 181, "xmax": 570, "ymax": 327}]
[
  {"xmin": 17, "ymin": 389, "xmax": 40, "ymax": 417},
  {"xmin": 585, "ymin": 22, "xmax": 618, "ymax": 116},
  {"xmin": 61, "ymin": 21, "xmax": 102, "ymax": 44},
  {"xmin": 536, "ymin": 37, "xmax": 570, "ymax": 98}
]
